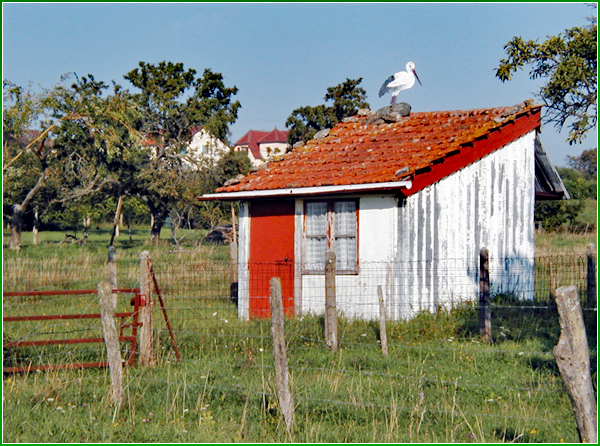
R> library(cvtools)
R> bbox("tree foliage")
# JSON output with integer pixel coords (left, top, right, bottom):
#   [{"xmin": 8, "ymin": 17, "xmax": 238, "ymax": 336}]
[
  {"xmin": 567, "ymin": 148, "xmax": 597, "ymax": 179},
  {"xmin": 496, "ymin": 11, "xmax": 597, "ymax": 144},
  {"xmin": 535, "ymin": 148, "xmax": 597, "ymax": 232},
  {"xmin": 122, "ymin": 61, "xmax": 242, "ymax": 242},
  {"xmin": 2, "ymin": 74, "xmax": 141, "ymax": 249},
  {"xmin": 286, "ymin": 78, "xmax": 369, "ymax": 145},
  {"xmin": 124, "ymin": 61, "xmax": 240, "ymax": 145},
  {"xmin": 4, "ymin": 62, "xmax": 246, "ymax": 248}
]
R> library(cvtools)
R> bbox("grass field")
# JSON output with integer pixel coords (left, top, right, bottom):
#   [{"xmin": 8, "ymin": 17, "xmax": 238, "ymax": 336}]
[{"xmin": 2, "ymin": 227, "xmax": 597, "ymax": 442}]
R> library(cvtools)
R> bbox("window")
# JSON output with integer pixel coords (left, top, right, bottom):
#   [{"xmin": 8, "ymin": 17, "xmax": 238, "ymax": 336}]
[{"xmin": 304, "ymin": 200, "xmax": 358, "ymax": 273}]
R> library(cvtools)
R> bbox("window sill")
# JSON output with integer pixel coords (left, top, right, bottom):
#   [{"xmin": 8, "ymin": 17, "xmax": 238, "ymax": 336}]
[{"xmin": 302, "ymin": 269, "xmax": 359, "ymax": 276}]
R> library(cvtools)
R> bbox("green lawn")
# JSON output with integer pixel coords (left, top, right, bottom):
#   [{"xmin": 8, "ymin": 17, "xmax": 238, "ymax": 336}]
[{"xmin": 2, "ymin": 228, "xmax": 597, "ymax": 442}]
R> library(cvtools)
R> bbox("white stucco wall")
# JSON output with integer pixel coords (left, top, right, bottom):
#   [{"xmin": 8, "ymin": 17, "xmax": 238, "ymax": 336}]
[
  {"xmin": 299, "ymin": 195, "xmax": 398, "ymax": 320},
  {"xmin": 259, "ymin": 142, "xmax": 289, "ymax": 160}
]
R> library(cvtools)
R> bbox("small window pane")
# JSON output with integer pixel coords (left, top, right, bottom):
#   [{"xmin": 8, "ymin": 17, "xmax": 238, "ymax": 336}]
[
  {"xmin": 334, "ymin": 201, "xmax": 356, "ymax": 236},
  {"xmin": 306, "ymin": 202, "xmax": 327, "ymax": 236},
  {"xmin": 335, "ymin": 201, "xmax": 357, "ymax": 270},
  {"xmin": 306, "ymin": 237, "xmax": 327, "ymax": 270}
]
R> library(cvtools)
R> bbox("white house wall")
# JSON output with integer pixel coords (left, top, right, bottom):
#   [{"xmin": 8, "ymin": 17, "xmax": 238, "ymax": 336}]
[
  {"xmin": 259, "ymin": 142, "xmax": 289, "ymax": 160},
  {"xmin": 395, "ymin": 131, "xmax": 536, "ymax": 319},
  {"xmin": 299, "ymin": 195, "xmax": 398, "ymax": 320},
  {"xmin": 188, "ymin": 129, "xmax": 230, "ymax": 165}
]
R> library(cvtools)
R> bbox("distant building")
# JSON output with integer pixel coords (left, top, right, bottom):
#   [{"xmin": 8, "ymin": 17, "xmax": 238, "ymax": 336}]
[
  {"xmin": 185, "ymin": 127, "xmax": 230, "ymax": 166},
  {"xmin": 143, "ymin": 127, "xmax": 230, "ymax": 168},
  {"xmin": 233, "ymin": 128, "xmax": 290, "ymax": 166}
]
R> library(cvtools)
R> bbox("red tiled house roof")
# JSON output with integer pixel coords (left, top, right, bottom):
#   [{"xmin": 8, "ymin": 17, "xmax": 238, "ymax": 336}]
[
  {"xmin": 234, "ymin": 128, "xmax": 290, "ymax": 161},
  {"xmin": 234, "ymin": 130, "xmax": 270, "ymax": 160},
  {"xmin": 210, "ymin": 102, "xmax": 543, "ymax": 198},
  {"xmin": 258, "ymin": 128, "xmax": 289, "ymax": 144}
]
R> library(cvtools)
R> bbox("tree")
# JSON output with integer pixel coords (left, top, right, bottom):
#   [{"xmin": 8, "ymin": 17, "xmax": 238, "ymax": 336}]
[
  {"xmin": 496, "ymin": 11, "xmax": 597, "ymax": 144},
  {"xmin": 196, "ymin": 150, "xmax": 253, "ymax": 229},
  {"xmin": 325, "ymin": 78, "xmax": 370, "ymax": 123},
  {"xmin": 535, "ymin": 148, "xmax": 597, "ymax": 232},
  {"xmin": 286, "ymin": 78, "xmax": 369, "ymax": 145},
  {"xmin": 567, "ymin": 148, "xmax": 597, "ymax": 179},
  {"xmin": 124, "ymin": 61, "xmax": 241, "ymax": 243},
  {"xmin": 2, "ymin": 74, "xmax": 141, "ymax": 249}
]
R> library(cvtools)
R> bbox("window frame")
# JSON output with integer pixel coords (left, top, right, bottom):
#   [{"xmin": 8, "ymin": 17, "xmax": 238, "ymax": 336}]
[{"xmin": 302, "ymin": 199, "xmax": 359, "ymax": 275}]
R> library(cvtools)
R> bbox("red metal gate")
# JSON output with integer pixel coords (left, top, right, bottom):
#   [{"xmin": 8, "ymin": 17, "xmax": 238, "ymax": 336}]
[{"xmin": 3, "ymin": 288, "xmax": 142, "ymax": 373}]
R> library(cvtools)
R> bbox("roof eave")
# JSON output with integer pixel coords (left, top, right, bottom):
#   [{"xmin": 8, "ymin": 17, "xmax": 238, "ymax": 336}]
[{"xmin": 198, "ymin": 180, "xmax": 413, "ymax": 201}]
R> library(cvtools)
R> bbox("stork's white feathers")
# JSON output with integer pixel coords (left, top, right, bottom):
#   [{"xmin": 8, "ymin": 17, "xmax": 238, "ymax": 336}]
[{"xmin": 379, "ymin": 61, "xmax": 422, "ymax": 104}]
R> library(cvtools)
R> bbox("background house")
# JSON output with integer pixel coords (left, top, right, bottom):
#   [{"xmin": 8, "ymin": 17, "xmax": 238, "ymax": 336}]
[
  {"xmin": 143, "ymin": 127, "xmax": 230, "ymax": 167},
  {"xmin": 233, "ymin": 128, "xmax": 290, "ymax": 166},
  {"xmin": 203, "ymin": 102, "xmax": 568, "ymax": 321},
  {"xmin": 185, "ymin": 127, "xmax": 230, "ymax": 166}
]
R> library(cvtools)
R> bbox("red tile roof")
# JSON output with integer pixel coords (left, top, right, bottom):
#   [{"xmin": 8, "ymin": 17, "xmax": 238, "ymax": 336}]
[
  {"xmin": 234, "ymin": 128, "xmax": 289, "ymax": 160},
  {"xmin": 258, "ymin": 128, "xmax": 289, "ymax": 144},
  {"xmin": 215, "ymin": 102, "xmax": 542, "ymax": 197}
]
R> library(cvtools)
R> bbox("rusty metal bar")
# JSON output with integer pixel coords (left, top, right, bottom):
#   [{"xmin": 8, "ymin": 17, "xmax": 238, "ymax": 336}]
[
  {"xmin": 3, "ymin": 312, "xmax": 136, "ymax": 322},
  {"xmin": 3, "ymin": 288, "xmax": 139, "ymax": 297},
  {"xmin": 3, "ymin": 288, "xmax": 143, "ymax": 373},
  {"xmin": 149, "ymin": 265, "xmax": 181, "ymax": 362},
  {"xmin": 5, "ymin": 336, "xmax": 137, "ymax": 348}
]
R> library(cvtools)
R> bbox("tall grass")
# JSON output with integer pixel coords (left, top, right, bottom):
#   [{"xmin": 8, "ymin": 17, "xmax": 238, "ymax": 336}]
[{"xmin": 2, "ymin": 228, "xmax": 597, "ymax": 443}]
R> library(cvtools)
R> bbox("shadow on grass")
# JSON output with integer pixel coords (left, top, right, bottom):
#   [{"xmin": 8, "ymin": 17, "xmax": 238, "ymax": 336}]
[{"xmin": 455, "ymin": 299, "xmax": 597, "ymax": 377}]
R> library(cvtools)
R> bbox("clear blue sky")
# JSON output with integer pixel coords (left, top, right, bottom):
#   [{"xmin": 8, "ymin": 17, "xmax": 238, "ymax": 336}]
[{"xmin": 2, "ymin": 2, "xmax": 597, "ymax": 166}]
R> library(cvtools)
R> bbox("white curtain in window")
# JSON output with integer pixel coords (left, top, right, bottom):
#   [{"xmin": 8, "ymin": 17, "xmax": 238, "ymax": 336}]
[
  {"xmin": 334, "ymin": 201, "xmax": 357, "ymax": 270},
  {"xmin": 305, "ymin": 202, "xmax": 328, "ymax": 270}
]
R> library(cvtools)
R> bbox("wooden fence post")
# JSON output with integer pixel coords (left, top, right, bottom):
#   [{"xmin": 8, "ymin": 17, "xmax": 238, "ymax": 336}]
[
  {"xmin": 586, "ymin": 244, "xmax": 597, "ymax": 308},
  {"xmin": 98, "ymin": 281, "xmax": 124, "ymax": 407},
  {"xmin": 270, "ymin": 277, "xmax": 295, "ymax": 433},
  {"xmin": 324, "ymin": 249, "xmax": 338, "ymax": 351},
  {"xmin": 553, "ymin": 285, "xmax": 597, "ymax": 443},
  {"xmin": 139, "ymin": 250, "xmax": 153, "ymax": 365},
  {"xmin": 479, "ymin": 248, "xmax": 492, "ymax": 343},
  {"xmin": 229, "ymin": 241, "xmax": 238, "ymax": 304},
  {"xmin": 377, "ymin": 286, "xmax": 389, "ymax": 356}
]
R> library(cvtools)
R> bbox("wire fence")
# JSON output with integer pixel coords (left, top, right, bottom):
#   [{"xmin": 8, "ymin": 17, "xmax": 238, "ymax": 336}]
[
  {"xmin": 3, "ymin": 249, "xmax": 597, "ymax": 441},
  {"xmin": 3, "ymin": 250, "xmax": 596, "ymax": 364}
]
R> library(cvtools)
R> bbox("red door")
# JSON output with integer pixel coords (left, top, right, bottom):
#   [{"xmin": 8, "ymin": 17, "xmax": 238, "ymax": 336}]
[{"xmin": 249, "ymin": 200, "xmax": 295, "ymax": 318}]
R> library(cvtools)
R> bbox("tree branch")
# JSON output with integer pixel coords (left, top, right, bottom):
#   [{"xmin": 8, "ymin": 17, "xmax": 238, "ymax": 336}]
[{"xmin": 50, "ymin": 174, "xmax": 117, "ymax": 204}]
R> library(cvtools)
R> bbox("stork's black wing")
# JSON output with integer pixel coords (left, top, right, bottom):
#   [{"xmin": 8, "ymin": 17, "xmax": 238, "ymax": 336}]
[{"xmin": 378, "ymin": 74, "xmax": 396, "ymax": 97}]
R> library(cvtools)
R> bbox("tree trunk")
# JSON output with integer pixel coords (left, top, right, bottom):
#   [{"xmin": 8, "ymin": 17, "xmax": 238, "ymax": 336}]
[
  {"xmin": 9, "ymin": 159, "xmax": 49, "ymax": 250},
  {"xmin": 32, "ymin": 209, "xmax": 39, "ymax": 246},
  {"xmin": 109, "ymin": 196, "xmax": 124, "ymax": 247},
  {"xmin": 9, "ymin": 204, "xmax": 23, "ymax": 251},
  {"xmin": 149, "ymin": 208, "xmax": 168, "ymax": 245}
]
